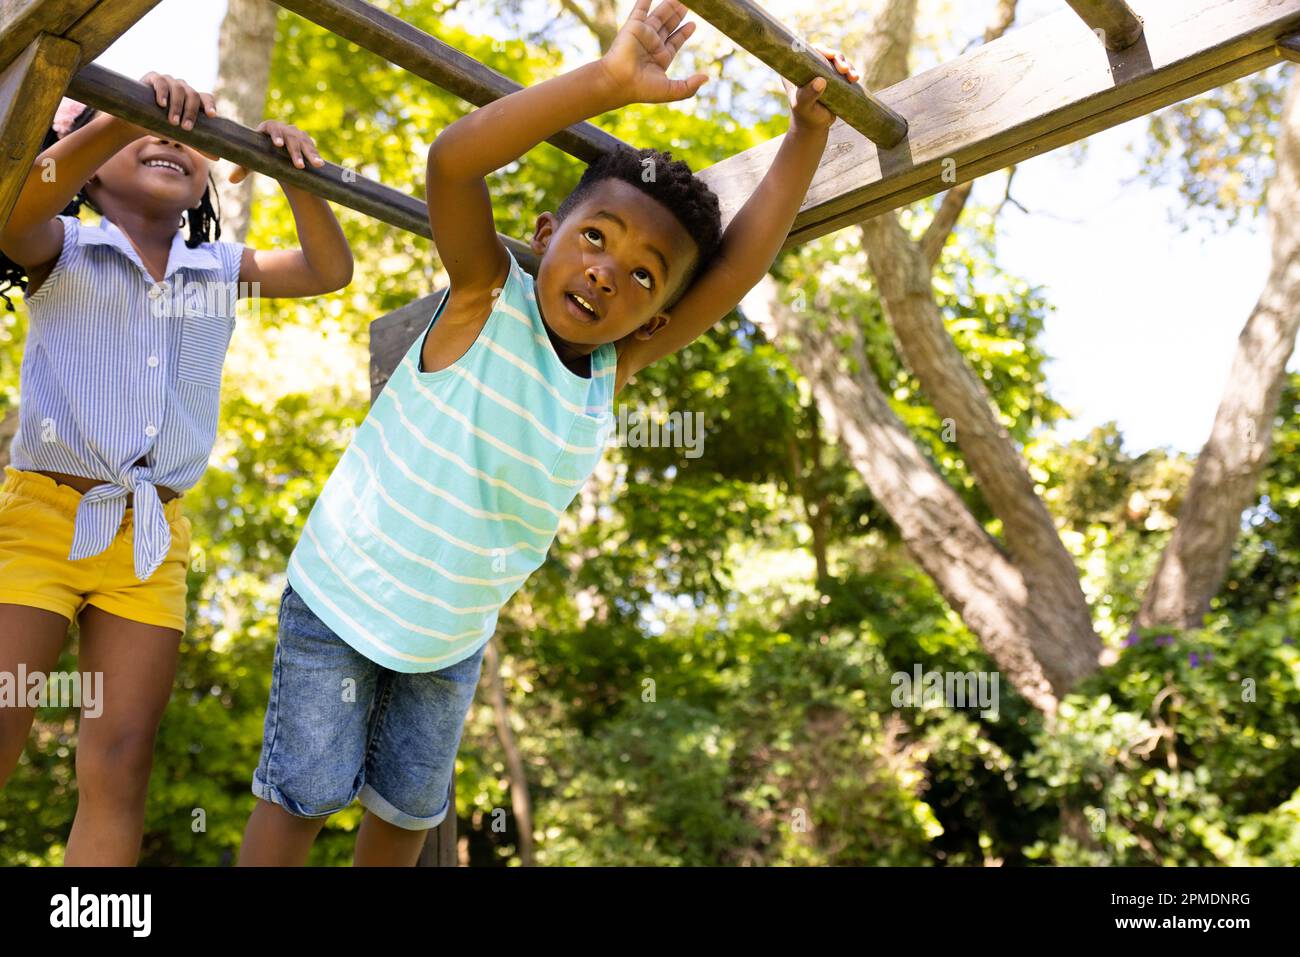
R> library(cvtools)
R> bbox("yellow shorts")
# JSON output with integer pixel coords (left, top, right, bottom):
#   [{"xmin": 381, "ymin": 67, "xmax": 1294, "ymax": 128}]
[{"xmin": 0, "ymin": 466, "xmax": 192, "ymax": 633}]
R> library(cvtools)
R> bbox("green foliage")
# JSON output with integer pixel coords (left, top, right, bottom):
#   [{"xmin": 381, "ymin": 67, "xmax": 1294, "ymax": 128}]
[
  {"xmin": 1139, "ymin": 65, "xmax": 1288, "ymax": 227},
  {"xmin": 1023, "ymin": 600, "xmax": 1300, "ymax": 865},
  {"xmin": 1033, "ymin": 421, "xmax": 1193, "ymax": 638},
  {"xmin": 0, "ymin": 305, "xmax": 24, "ymax": 417}
]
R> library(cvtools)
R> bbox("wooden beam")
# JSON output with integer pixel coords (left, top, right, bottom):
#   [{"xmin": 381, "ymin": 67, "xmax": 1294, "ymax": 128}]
[
  {"xmin": 63, "ymin": 0, "xmax": 162, "ymax": 65},
  {"xmin": 0, "ymin": 32, "xmax": 80, "ymax": 232},
  {"xmin": 65, "ymin": 64, "xmax": 540, "ymax": 270},
  {"xmin": 681, "ymin": 0, "xmax": 908, "ymax": 147},
  {"xmin": 0, "ymin": 0, "xmax": 97, "ymax": 71},
  {"xmin": 1064, "ymin": 0, "xmax": 1145, "ymax": 52},
  {"xmin": 68, "ymin": 64, "xmax": 428, "ymax": 232},
  {"xmin": 370, "ymin": 288, "xmax": 448, "ymax": 400},
  {"xmin": 1277, "ymin": 32, "xmax": 1300, "ymax": 63},
  {"xmin": 272, "ymin": 0, "xmax": 625, "ymax": 165},
  {"xmin": 415, "ymin": 778, "xmax": 458, "ymax": 867},
  {"xmin": 695, "ymin": 0, "xmax": 1300, "ymax": 250}
]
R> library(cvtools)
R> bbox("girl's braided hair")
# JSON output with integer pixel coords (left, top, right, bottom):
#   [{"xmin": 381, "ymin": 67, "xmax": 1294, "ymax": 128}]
[{"xmin": 0, "ymin": 103, "xmax": 223, "ymax": 311}]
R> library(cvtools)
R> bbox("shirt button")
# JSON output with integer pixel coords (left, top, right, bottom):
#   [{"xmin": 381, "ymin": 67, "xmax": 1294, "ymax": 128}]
[
  {"xmin": 145, "ymin": 425, "xmax": 158, "ymax": 438},
  {"xmin": 147, "ymin": 356, "xmax": 159, "ymax": 368},
  {"xmin": 148, "ymin": 283, "xmax": 165, "ymax": 300}
]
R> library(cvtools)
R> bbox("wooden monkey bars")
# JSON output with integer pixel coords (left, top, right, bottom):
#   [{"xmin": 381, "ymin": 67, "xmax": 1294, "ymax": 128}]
[
  {"xmin": 697, "ymin": 0, "xmax": 1300, "ymax": 248},
  {"xmin": 7, "ymin": 0, "xmax": 1300, "ymax": 249},
  {"xmin": 66, "ymin": 62, "xmax": 541, "ymax": 269},
  {"xmin": 0, "ymin": 0, "xmax": 162, "ymax": 69},
  {"xmin": 680, "ymin": 0, "xmax": 908, "ymax": 146},
  {"xmin": 1064, "ymin": 0, "xmax": 1145, "ymax": 52},
  {"xmin": 271, "ymin": 0, "xmax": 624, "ymax": 164}
]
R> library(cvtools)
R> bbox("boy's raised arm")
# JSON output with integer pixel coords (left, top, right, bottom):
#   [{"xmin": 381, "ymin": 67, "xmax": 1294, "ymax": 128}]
[
  {"xmin": 615, "ymin": 45, "xmax": 861, "ymax": 391},
  {"xmin": 426, "ymin": 0, "xmax": 706, "ymax": 295}
]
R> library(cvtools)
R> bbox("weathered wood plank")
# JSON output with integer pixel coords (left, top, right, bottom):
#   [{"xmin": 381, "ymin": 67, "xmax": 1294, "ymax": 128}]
[
  {"xmin": 0, "ymin": 0, "xmax": 97, "ymax": 71},
  {"xmin": 370, "ymin": 288, "xmax": 447, "ymax": 400},
  {"xmin": 65, "ymin": 64, "xmax": 541, "ymax": 268},
  {"xmin": 1065, "ymin": 0, "xmax": 1144, "ymax": 51},
  {"xmin": 63, "ymin": 0, "xmax": 162, "ymax": 65},
  {"xmin": 370, "ymin": 288, "xmax": 465, "ymax": 869},
  {"xmin": 415, "ymin": 780, "xmax": 458, "ymax": 867},
  {"xmin": 695, "ymin": 0, "xmax": 1300, "ymax": 249},
  {"xmin": 0, "ymin": 32, "xmax": 80, "ymax": 232},
  {"xmin": 272, "ymin": 0, "xmax": 625, "ymax": 164},
  {"xmin": 681, "ymin": 0, "xmax": 907, "ymax": 147}
]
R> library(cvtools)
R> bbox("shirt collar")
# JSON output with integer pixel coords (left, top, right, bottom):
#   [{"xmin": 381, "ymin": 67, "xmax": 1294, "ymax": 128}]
[{"xmin": 77, "ymin": 216, "xmax": 221, "ymax": 280}]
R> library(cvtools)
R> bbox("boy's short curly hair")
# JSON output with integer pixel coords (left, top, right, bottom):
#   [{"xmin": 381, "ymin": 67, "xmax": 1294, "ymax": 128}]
[{"xmin": 556, "ymin": 146, "xmax": 722, "ymax": 306}]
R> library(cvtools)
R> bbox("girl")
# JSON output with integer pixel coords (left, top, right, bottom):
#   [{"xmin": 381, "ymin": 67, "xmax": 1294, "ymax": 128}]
[{"xmin": 0, "ymin": 72, "xmax": 353, "ymax": 865}]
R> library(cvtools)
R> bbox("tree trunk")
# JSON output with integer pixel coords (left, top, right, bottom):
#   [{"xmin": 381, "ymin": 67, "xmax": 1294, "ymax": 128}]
[
  {"xmin": 559, "ymin": 0, "xmax": 621, "ymax": 55},
  {"xmin": 858, "ymin": 212, "xmax": 1101, "ymax": 690},
  {"xmin": 854, "ymin": 0, "xmax": 917, "ymax": 90},
  {"xmin": 213, "ymin": 0, "xmax": 278, "ymax": 243},
  {"xmin": 760, "ymin": 0, "xmax": 1097, "ymax": 702},
  {"xmin": 1139, "ymin": 74, "xmax": 1300, "ymax": 631},
  {"xmin": 786, "ymin": 405, "xmax": 832, "ymax": 589},
  {"xmin": 744, "ymin": 276, "xmax": 1061, "ymax": 713},
  {"xmin": 482, "ymin": 635, "xmax": 535, "ymax": 866}
]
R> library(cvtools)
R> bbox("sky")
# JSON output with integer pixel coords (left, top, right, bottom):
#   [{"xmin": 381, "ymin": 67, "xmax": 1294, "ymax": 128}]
[{"xmin": 94, "ymin": 0, "xmax": 1296, "ymax": 456}]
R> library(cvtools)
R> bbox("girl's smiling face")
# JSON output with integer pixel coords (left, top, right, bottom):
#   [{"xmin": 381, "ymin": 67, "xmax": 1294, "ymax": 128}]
[
  {"xmin": 88, "ymin": 134, "xmax": 212, "ymax": 216},
  {"xmin": 530, "ymin": 178, "xmax": 698, "ymax": 350}
]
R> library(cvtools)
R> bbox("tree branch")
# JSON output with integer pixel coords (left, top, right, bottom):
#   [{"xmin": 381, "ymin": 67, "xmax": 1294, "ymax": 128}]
[
  {"xmin": 849, "ymin": 0, "xmax": 1101, "ymax": 695},
  {"xmin": 558, "ymin": 0, "xmax": 618, "ymax": 54},
  {"xmin": 920, "ymin": 180, "xmax": 974, "ymax": 268},
  {"xmin": 740, "ymin": 274, "xmax": 1064, "ymax": 712},
  {"xmin": 558, "ymin": 0, "xmax": 601, "ymax": 42},
  {"xmin": 1139, "ymin": 78, "xmax": 1300, "ymax": 630},
  {"xmin": 995, "ymin": 165, "xmax": 1029, "ymax": 217},
  {"xmin": 984, "ymin": 0, "xmax": 1020, "ymax": 44}
]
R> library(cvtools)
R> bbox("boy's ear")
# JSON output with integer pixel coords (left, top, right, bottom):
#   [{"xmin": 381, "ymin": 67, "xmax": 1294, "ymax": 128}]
[
  {"xmin": 530, "ymin": 212, "xmax": 557, "ymax": 256},
  {"xmin": 635, "ymin": 312, "xmax": 670, "ymax": 341}
]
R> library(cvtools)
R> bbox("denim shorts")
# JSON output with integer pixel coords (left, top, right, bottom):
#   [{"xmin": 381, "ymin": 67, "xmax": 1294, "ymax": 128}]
[{"xmin": 251, "ymin": 581, "xmax": 486, "ymax": 831}]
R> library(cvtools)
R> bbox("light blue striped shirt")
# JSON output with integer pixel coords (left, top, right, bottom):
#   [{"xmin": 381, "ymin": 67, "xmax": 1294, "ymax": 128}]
[
  {"xmin": 287, "ymin": 249, "xmax": 616, "ymax": 672},
  {"xmin": 9, "ymin": 214, "xmax": 244, "ymax": 581}
]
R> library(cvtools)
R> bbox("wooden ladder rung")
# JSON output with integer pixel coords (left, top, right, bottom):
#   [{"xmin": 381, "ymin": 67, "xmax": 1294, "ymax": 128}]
[
  {"xmin": 271, "ymin": 0, "xmax": 624, "ymax": 165},
  {"xmin": 1064, "ymin": 0, "xmax": 1144, "ymax": 51},
  {"xmin": 681, "ymin": 0, "xmax": 908, "ymax": 148},
  {"xmin": 65, "ymin": 64, "xmax": 539, "ymax": 269}
]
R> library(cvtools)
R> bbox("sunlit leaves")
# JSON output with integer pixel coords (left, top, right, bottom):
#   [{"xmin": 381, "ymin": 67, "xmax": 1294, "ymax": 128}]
[{"xmin": 1139, "ymin": 66, "xmax": 1287, "ymax": 228}]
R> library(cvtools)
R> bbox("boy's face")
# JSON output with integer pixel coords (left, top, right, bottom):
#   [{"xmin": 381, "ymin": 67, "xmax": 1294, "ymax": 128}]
[{"xmin": 530, "ymin": 178, "xmax": 699, "ymax": 350}]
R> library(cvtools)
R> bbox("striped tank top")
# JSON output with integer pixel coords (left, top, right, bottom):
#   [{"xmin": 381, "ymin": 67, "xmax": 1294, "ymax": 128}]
[{"xmin": 287, "ymin": 250, "xmax": 616, "ymax": 672}]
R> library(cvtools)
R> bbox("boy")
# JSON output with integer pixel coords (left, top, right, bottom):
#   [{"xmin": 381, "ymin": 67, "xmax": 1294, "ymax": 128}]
[{"xmin": 239, "ymin": 0, "xmax": 860, "ymax": 865}]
